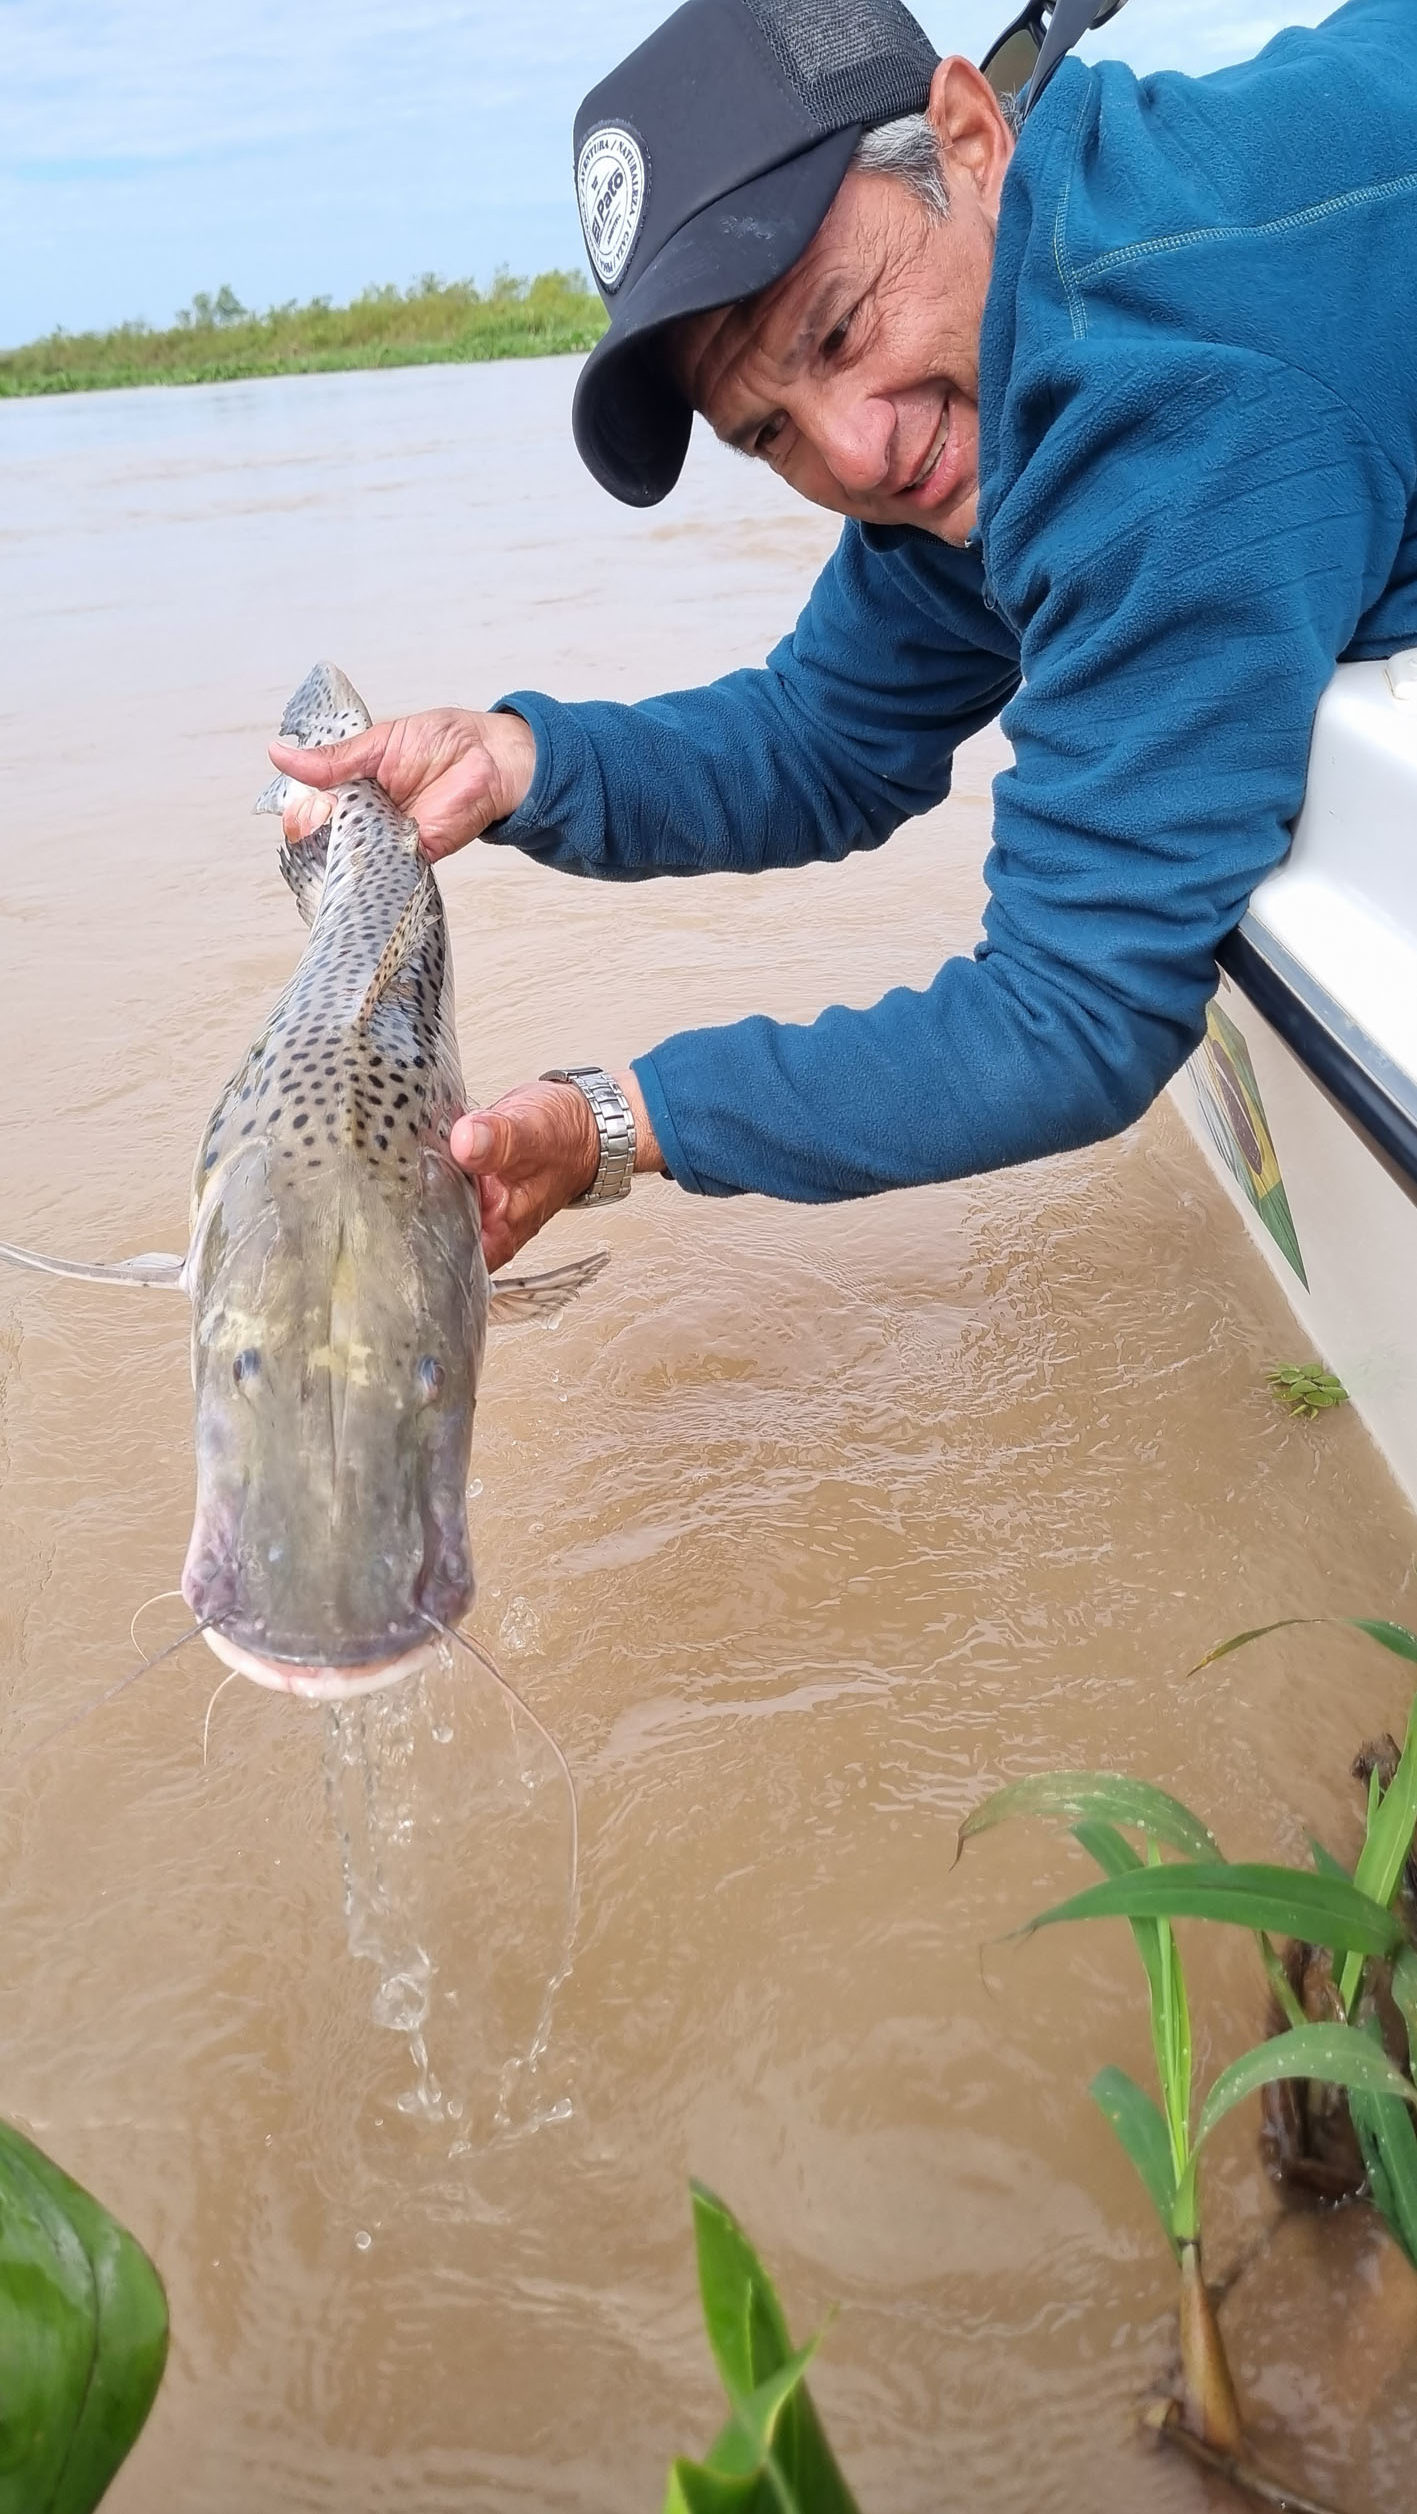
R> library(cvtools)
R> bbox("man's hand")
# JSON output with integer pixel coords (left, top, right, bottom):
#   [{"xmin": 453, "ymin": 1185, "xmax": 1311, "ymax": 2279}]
[
  {"xmin": 269, "ymin": 707, "xmax": 537, "ymax": 860},
  {"xmin": 451, "ymin": 1075, "xmax": 663, "ymax": 1271}
]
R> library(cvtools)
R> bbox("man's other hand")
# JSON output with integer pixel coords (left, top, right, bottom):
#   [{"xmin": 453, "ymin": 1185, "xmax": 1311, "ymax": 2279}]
[
  {"xmin": 268, "ymin": 707, "xmax": 537, "ymax": 860},
  {"xmin": 451, "ymin": 1075, "xmax": 662, "ymax": 1271}
]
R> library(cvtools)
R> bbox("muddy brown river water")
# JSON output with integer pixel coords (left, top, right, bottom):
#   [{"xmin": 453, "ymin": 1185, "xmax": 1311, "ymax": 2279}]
[{"xmin": 4, "ymin": 356, "xmax": 1417, "ymax": 2512}]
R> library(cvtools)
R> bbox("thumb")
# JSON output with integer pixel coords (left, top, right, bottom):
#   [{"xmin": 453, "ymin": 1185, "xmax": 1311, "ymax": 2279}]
[
  {"xmin": 449, "ymin": 1109, "xmax": 514, "ymax": 1172},
  {"xmin": 268, "ymin": 727, "xmax": 386, "ymax": 789}
]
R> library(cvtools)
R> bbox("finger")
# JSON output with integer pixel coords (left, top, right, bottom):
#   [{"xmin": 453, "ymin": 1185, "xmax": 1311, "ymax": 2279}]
[
  {"xmin": 268, "ymin": 726, "xmax": 390, "ymax": 789},
  {"xmin": 281, "ymin": 791, "xmax": 333, "ymax": 844}
]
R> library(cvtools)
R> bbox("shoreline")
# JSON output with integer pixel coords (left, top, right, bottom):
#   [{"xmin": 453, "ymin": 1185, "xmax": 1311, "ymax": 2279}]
[{"xmin": 0, "ymin": 273, "xmax": 607, "ymax": 401}]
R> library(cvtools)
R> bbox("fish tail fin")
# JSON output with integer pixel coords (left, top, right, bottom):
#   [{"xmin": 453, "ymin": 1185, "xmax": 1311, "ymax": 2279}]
[{"xmin": 277, "ymin": 661, "xmax": 373, "ymax": 750}]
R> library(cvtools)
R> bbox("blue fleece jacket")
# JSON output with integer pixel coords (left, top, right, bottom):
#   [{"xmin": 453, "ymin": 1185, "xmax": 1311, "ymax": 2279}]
[{"xmin": 490, "ymin": 0, "xmax": 1417, "ymax": 1201}]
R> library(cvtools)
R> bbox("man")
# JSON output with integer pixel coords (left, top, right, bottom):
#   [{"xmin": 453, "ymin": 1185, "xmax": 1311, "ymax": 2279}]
[{"xmin": 272, "ymin": 0, "xmax": 1417, "ymax": 1273}]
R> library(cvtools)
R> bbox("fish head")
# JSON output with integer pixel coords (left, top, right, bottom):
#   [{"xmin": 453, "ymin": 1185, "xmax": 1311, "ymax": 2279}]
[{"xmin": 181, "ymin": 1147, "xmax": 486, "ymax": 1699}]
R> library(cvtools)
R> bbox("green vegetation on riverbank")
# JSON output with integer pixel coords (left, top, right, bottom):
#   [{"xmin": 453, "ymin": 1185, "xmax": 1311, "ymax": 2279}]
[{"xmin": 0, "ymin": 272, "xmax": 608, "ymax": 398}]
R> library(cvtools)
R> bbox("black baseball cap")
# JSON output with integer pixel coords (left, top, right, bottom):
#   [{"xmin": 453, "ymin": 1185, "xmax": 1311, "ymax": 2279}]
[{"xmin": 571, "ymin": 0, "xmax": 940, "ymax": 508}]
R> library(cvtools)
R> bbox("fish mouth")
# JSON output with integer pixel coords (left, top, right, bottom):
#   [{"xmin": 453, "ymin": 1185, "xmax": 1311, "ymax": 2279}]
[{"xmin": 202, "ymin": 1627, "xmax": 441, "ymax": 1701}]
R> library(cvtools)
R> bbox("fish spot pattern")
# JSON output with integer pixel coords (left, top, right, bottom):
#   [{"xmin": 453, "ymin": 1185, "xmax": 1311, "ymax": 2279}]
[{"xmin": 191, "ymin": 769, "xmax": 469, "ymax": 1220}]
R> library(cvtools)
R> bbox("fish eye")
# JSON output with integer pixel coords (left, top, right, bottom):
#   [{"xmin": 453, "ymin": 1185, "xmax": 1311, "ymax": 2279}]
[
  {"xmin": 233, "ymin": 1348, "xmax": 261, "ymax": 1385},
  {"xmin": 416, "ymin": 1356, "xmax": 445, "ymax": 1404}
]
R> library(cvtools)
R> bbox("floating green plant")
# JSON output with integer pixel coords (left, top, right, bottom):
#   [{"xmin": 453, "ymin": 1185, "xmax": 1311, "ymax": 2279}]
[
  {"xmin": 0, "ymin": 2119, "xmax": 168, "ymax": 2512},
  {"xmin": 665, "ymin": 2183, "xmax": 860, "ymax": 2514},
  {"xmin": 1266, "ymin": 1363, "xmax": 1349, "ymax": 1418}
]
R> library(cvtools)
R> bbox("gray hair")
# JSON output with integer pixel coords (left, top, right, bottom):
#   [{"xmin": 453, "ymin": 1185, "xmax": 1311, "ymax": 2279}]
[{"xmin": 850, "ymin": 87, "xmax": 1022, "ymax": 217}]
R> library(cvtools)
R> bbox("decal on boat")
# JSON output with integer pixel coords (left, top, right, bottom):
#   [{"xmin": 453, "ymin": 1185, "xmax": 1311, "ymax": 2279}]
[{"xmin": 1192, "ymin": 1000, "xmax": 1309, "ymax": 1287}]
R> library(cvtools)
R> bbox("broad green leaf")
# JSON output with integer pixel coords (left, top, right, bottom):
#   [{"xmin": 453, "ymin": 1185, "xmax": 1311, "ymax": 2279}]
[
  {"xmin": 1090, "ymin": 2067, "xmax": 1179, "ymax": 2246},
  {"xmin": 0, "ymin": 2124, "xmax": 169, "ymax": 2514},
  {"xmin": 678, "ymin": 2189, "xmax": 860, "ymax": 2514},
  {"xmin": 0, "ymin": 2139, "xmax": 97, "ymax": 2514},
  {"xmin": 959, "ymin": 1773, "xmax": 1219, "ymax": 1864},
  {"xmin": 1020, "ymin": 1863, "xmax": 1405, "ymax": 1961},
  {"xmin": 1308, "ymin": 1836, "xmax": 1351, "ymax": 1883},
  {"xmin": 690, "ymin": 2184, "xmax": 792, "ymax": 2399}
]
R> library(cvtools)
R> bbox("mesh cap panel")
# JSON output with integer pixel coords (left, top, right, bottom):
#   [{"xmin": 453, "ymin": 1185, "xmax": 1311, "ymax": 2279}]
[{"xmin": 741, "ymin": 0, "xmax": 937, "ymax": 125}]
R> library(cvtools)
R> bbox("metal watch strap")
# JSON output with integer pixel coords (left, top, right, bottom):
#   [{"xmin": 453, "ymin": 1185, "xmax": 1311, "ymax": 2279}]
[{"xmin": 540, "ymin": 1065, "xmax": 637, "ymax": 1205}]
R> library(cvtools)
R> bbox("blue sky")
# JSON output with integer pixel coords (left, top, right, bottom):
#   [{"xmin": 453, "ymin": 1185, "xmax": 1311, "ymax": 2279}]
[{"xmin": 3, "ymin": 0, "xmax": 1331, "ymax": 347}]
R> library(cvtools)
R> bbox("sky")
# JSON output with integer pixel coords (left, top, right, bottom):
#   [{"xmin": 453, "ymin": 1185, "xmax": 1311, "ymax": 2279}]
[{"xmin": 2, "ymin": 0, "xmax": 1333, "ymax": 348}]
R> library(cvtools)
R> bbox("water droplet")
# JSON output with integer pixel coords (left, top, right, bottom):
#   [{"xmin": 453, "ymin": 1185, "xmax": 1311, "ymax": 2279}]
[
  {"xmin": 467, "ymin": 1477, "xmax": 483, "ymax": 1499},
  {"xmin": 354, "ymin": 2229, "xmax": 372, "ymax": 2252},
  {"xmin": 498, "ymin": 1595, "xmax": 541, "ymax": 1656}
]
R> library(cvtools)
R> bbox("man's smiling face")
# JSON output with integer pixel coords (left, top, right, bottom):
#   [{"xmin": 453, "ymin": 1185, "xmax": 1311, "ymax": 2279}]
[{"xmin": 671, "ymin": 59, "xmax": 1014, "ymax": 544}]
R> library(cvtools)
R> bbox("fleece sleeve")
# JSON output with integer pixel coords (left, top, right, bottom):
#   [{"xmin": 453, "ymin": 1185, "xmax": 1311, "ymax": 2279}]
[
  {"xmin": 486, "ymin": 523, "xmax": 1019, "ymax": 878},
  {"xmin": 633, "ymin": 346, "xmax": 1406, "ymax": 1198}
]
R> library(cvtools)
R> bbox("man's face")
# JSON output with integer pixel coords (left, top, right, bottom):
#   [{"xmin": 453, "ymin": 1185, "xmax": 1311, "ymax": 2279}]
[{"xmin": 672, "ymin": 59, "xmax": 1013, "ymax": 544}]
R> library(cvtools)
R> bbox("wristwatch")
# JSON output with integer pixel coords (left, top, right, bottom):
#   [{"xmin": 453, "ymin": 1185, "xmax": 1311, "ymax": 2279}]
[{"xmin": 540, "ymin": 1065, "xmax": 637, "ymax": 1205}]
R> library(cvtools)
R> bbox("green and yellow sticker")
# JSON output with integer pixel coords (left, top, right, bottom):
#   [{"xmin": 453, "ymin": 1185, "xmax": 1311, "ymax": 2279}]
[{"xmin": 1192, "ymin": 1000, "xmax": 1308, "ymax": 1287}]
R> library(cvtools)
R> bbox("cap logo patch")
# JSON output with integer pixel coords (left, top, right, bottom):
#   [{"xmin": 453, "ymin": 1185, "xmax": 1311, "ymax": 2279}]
[{"xmin": 577, "ymin": 125, "xmax": 647, "ymax": 291}]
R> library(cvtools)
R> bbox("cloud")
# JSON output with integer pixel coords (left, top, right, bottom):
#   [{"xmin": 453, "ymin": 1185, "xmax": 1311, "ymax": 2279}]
[{"xmin": 0, "ymin": 0, "xmax": 1341, "ymax": 345}]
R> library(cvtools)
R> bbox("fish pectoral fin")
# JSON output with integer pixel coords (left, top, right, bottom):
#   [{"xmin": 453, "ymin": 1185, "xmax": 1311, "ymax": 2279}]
[
  {"xmin": 0, "ymin": 1241, "xmax": 188, "ymax": 1292},
  {"xmin": 487, "ymin": 1249, "xmax": 610, "ymax": 1325}
]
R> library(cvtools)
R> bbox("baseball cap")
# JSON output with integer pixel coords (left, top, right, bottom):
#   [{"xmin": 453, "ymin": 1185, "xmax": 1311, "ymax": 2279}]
[{"xmin": 570, "ymin": 0, "xmax": 940, "ymax": 508}]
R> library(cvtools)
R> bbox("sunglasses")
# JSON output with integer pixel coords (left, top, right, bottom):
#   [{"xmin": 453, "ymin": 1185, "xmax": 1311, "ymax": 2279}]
[{"xmin": 981, "ymin": 0, "xmax": 1129, "ymax": 104}]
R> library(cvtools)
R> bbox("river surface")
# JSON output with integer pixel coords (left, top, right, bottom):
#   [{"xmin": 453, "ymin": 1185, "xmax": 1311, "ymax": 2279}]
[{"xmin": 3, "ymin": 355, "xmax": 1417, "ymax": 2512}]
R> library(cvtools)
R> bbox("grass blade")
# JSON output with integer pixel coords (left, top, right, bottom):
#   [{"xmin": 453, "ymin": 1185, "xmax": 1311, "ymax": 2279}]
[
  {"xmin": 959, "ymin": 1773, "xmax": 1219, "ymax": 1864},
  {"xmin": 1019, "ymin": 1864, "xmax": 1405, "ymax": 1960},
  {"xmin": 1351, "ymin": 1620, "xmax": 1417, "ymax": 1666},
  {"xmin": 1091, "ymin": 2067, "xmax": 1179, "ymax": 2245},
  {"xmin": 1190, "ymin": 1614, "xmax": 1417, "ymax": 1675}
]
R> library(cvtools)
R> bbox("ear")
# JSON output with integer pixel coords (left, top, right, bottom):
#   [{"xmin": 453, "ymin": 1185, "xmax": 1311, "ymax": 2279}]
[{"xmin": 926, "ymin": 56, "xmax": 1015, "ymax": 214}]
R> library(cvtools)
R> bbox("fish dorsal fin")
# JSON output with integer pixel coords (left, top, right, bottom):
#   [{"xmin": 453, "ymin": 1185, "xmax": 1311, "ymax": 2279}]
[
  {"xmin": 0, "ymin": 1240, "xmax": 187, "ymax": 1291},
  {"xmin": 487, "ymin": 1248, "xmax": 610, "ymax": 1324},
  {"xmin": 276, "ymin": 661, "xmax": 372, "ymax": 749},
  {"xmin": 354, "ymin": 869, "xmax": 435, "ymax": 1026}
]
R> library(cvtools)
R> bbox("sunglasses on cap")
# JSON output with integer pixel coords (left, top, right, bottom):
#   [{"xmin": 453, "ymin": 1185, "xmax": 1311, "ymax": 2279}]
[{"xmin": 982, "ymin": 0, "xmax": 1129, "ymax": 105}]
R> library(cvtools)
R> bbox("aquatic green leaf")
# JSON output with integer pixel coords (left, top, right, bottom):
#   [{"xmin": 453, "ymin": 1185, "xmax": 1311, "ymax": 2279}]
[
  {"xmin": 1019, "ymin": 1863, "xmax": 1405, "ymax": 1961},
  {"xmin": 1347, "ymin": 2014, "xmax": 1417, "ymax": 2271},
  {"xmin": 1350, "ymin": 1620, "xmax": 1417, "ymax": 1666},
  {"xmin": 0, "ymin": 2140, "xmax": 97, "ymax": 2514},
  {"xmin": 1193, "ymin": 2021, "xmax": 1417, "ymax": 2149},
  {"xmin": 0, "ymin": 2122, "xmax": 167, "ymax": 2514},
  {"xmin": 1392, "ymin": 1948, "xmax": 1417, "ymax": 2073},
  {"xmin": 959, "ymin": 1772, "xmax": 1219, "ymax": 1864},
  {"xmin": 670, "ymin": 2187, "xmax": 860, "ymax": 2514},
  {"xmin": 1073, "ymin": 1827, "xmax": 1192, "ymax": 2171},
  {"xmin": 0, "ymin": 2125, "xmax": 169, "ymax": 2514},
  {"xmin": 1339, "ymin": 1688, "xmax": 1417, "ymax": 2013},
  {"xmin": 1308, "ymin": 1836, "xmax": 1351, "ymax": 1883},
  {"xmin": 1090, "ymin": 2067, "xmax": 1179, "ymax": 2246},
  {"xmin": 1173, "ymin": 2022, "xmax": 1417, "ymax": 2233},
  {"xmin": 1190, "ymin": 1614, "xmax": 1417, "ymax": 1675},
  {"xmin": 1266, "ymin": 1363, "xmax": 1348, "ymax": 1418}
]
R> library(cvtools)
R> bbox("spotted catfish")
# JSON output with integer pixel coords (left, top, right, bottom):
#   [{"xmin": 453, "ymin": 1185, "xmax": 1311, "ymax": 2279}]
[{"xmin": 0, "ymin": 664, "xmax": 607, "ymax": 1700}]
